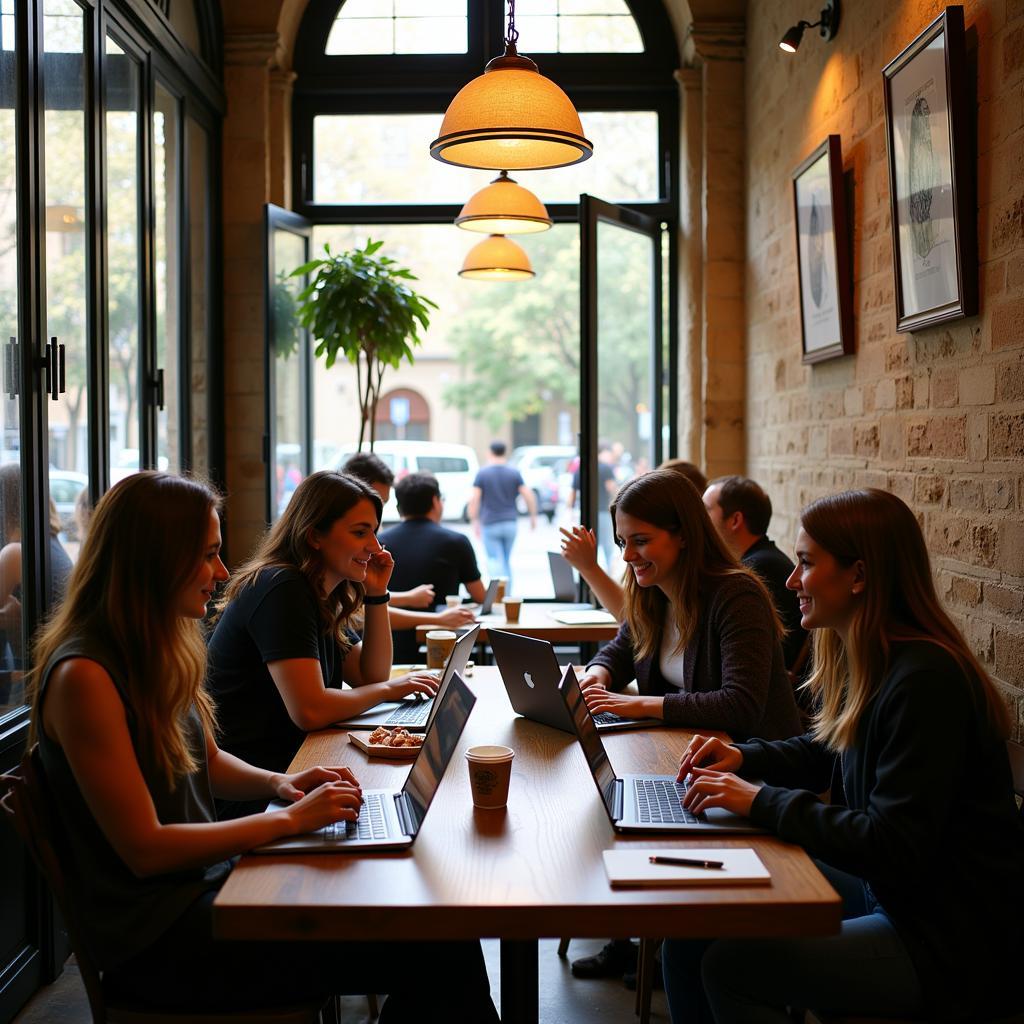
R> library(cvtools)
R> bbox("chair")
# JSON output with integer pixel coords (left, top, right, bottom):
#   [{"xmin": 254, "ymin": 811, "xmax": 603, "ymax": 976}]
[
  {"xmin": 0, "ymin": 748, "xmax": 336, "ymax": 1024},
  {"xmin": 810, "ymin": 740, "xmax": 1024, "ymax": 1024}
]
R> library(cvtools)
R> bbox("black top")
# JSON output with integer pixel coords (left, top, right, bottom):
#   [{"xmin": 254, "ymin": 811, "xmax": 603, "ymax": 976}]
[
  {"xmin": 379, "ymin": 517, "xmax": 482, "ymax": 661},
  {"xmin": 588, "ymin": 572, "xmax": 802, "ymax": 741},
  {"xmin": 738, "ymin": 641, "xmax": 1024, "ymax": 1022},
  {"xmin": 207, "ymin": 567, "xmax": 353, "ymax": 774},
  {"xmin": 472, "ymin": 463, "xmax": 524, "ymax": 524},
  {"xmin": 37, "ymin": 635, "xmax": 230, "ymax": 970},
  {"xmin": 741, "ymin": 536, "xmax": 808, "ymax": 675}
]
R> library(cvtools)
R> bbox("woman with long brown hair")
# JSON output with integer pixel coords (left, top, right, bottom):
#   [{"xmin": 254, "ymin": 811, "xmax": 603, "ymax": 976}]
[
  {"xmin": 208, "ymin": 470, "xmax": 439, "ymax": 783},
  {"xmin": 666, "ymin": 488, "xmax": 1024, "ymax": 1023},
  {"xmin": 28, "ymin": 471, "xmax": 497, "ymax": 1019}
]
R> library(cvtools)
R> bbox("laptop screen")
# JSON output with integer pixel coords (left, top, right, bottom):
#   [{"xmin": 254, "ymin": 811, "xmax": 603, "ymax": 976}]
[
  {"xmin": 424, "ymin": 624, "xmax": 479, "ymax": 730},
  {"xmin": 557, "ymin": 666, "xmax": 618, "ymax": 821},
  {"xmin": 479, "ymin": 578, "xmax": 500, "ymax": 615},
  {"xmin": 403, "ymin": 672, "xmax": 476, "ymax": 833}
]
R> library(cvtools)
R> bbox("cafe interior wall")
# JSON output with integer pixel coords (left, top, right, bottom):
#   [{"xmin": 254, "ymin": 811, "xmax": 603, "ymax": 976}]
[{"xmin": 744, "ymin": 0, "xmax": 1024, "ymax": 728}]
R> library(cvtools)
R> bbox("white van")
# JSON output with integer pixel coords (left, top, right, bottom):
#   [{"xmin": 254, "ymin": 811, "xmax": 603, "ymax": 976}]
[{"xmin": 333, "ymin": 441, "xmax": 480, "ymax": 523}]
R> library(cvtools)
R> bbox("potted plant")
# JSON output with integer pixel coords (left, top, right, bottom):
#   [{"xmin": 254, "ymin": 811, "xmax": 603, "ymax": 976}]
[{"xmin": 292, "ymin": 239, "xmax": 437, "ymax": 449}]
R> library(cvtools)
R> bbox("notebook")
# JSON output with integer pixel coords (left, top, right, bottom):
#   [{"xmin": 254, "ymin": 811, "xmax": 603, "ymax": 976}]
[
  {"xmin": 602, "ymin": 848, "xmax": 770, "ymax": 887},
  {"xmin": 549, "ymin": 609, "xmax": 618, "ymax": 626}
]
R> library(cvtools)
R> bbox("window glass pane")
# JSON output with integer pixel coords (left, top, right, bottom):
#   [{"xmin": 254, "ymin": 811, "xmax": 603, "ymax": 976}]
[
  {"xmin": 167, "ymin": 0, "xmax": 202, "ymax": 59},
  {"xmin": 105, "ymin": 36, "xmax": 143, "ymax": 486},
  {"xmin": 0, "ymin": 0, "xmax": 24, "ymax": 715},
  {"xmin": 154, "ymin": 83, "xmax": 180, "ymax": 473},
  {"xmin": 507, "ymin": 0, "xmax": 642, "ymax": 52},
  {"xmin": 187, "ymin": 118, "xmax": 210, "ymax": 477},
  {"xmin": 313, "ymin": 110, "xmax": 659, "ymax": 205},
  {"xmin": 307, "ymin": 224, "xmax": 580, "ymax": 600},
  {"xmin": 43, "ymin": 0, "xmax": 89, "ymax": 578},
  {"xmin": 326, "ymin": 0, "xmax": 467, "ymax": 55},
  {"xmin": 271, "ymin": 229, "xmax": 308, "ymax": 519}
]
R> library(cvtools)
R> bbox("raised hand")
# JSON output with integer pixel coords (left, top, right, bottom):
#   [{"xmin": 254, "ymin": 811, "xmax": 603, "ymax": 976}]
[
  {"xmin": 364, "ymin": 546, "xmax": 395, "ymax": 594},
  {"xmin": 559, "ymin": 525, "xmax": 599, "ymax": 572}
]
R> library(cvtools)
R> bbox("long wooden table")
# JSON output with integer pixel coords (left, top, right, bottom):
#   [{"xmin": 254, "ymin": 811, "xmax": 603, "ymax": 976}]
[
  {"xmin": 414, "ymin": 602, "xmax": 621, "ymax": 644},
  {"xmin": 214, "ymin": 668, "xmax": 841, "ymax": 1023}
]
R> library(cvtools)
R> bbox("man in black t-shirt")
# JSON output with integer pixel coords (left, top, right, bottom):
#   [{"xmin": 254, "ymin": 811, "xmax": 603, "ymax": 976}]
[{"xmin": 380, "ymin": 473, "xmax": 486, "ymax": 662}]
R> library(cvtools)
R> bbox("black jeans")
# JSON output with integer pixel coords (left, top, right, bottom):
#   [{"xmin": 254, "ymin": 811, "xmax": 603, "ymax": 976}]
[{"xmin": 105, "ymin": 890, "xmax": 499, "ymax": 1023}]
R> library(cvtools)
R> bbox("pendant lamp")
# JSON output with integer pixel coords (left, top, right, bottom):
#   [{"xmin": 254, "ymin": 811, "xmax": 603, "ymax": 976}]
[
  {"xmin": 456, "ymin": 171, "xmax": 552, "ymax": 235},
  {"xmin": 459, "ymin": 235, "xmax": 535, "ymax": 281},
  {"xmin": 430, "ymin": 0, "xmax": 592, "ymax": 171}
]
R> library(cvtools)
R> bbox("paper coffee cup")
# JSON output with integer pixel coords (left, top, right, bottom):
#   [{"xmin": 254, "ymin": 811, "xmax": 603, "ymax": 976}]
[
  {"xmin": 465, "ymin": 745, "xmax": 515, "ymax": 809},
  {"xmin": 425, "ymin": 629, "xmax": 457, "ymax": 670},
  {"xmin": 446, "ymin": 595, "xmax": 462, "ymax": 609},
  {"xmin": 503, "ymin": 596, "xmax": 523, "ymax": 623},
  {"xmin": 494, "ymin": 578, "xmax": 507, "ymax": 603}
]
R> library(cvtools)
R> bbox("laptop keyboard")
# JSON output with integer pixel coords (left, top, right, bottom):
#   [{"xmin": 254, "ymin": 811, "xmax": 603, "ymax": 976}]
[
  {"xmin": 320, "ymin": 792, "xmax": 389, "ymax": 841},
  {"xmin": 593, "ymin": 711, "xmax": 627, "ymax": 726},
  {"xmin": 386, "ymin": 699, "xmax": 432, "ymax": 726},
  {"xmin": 633, "ymin": 778, "xmax": 703, "ymax": 825}
]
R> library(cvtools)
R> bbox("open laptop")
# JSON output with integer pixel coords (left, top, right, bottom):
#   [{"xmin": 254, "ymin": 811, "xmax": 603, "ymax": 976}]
[
  {"xmin": 254, "ymin": 672, "xmax": 476, "ymax": 853},
  {"xmin": 548, "ymin": 551, "xmax": 577, "ymax": 602},
  {"xmin": 474, "ymin": 578, "xmax": 502, "ymax": 619},
  {"xmin": 489, "ymin": 629, "xmax": 653, "ymax": 733},
  {"xmin": 557, "ymin": 665, "xmax": 765, "ymax": 834},
  {"xmin": 337, "ymin": 624, "xmax": 479, "ymax": 731}
]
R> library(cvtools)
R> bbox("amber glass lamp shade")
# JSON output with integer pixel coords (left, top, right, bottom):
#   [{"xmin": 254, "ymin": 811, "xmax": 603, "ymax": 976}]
[
  {"xmin": 431, "ymin": 49, "xmax": 593, "ymax": 171},
  {"xmin": 456, "ymin": 171, "xmax": 552, "ymax": 235},
  {"xmin": 459, "ymin": 234, "xmax": 535, "ymax": 281}
]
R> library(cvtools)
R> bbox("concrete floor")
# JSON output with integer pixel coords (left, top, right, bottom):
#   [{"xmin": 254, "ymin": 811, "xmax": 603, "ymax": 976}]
[{"xmin": 13, "ymin": 939, "xmax": 668, "ymax": 1023}]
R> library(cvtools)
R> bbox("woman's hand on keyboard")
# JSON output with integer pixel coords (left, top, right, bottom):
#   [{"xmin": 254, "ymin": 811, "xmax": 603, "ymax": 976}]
[
  {"xmin": 385, "ymin": 671, "xmax": 440, "ymax": 701},
  {"xmin": 680, "ymin": 769, "xmax": 760, "ymax": 818},
  {"xmin": 283, "ymin": 779, "xmax": 365, "ymax": 834},
  {"xmin": 583, "ymin": 689, "xmax": 661, "ymax": 720},
  {"xmin": 273, "ymin": 764, "xmax": 361, "ymax": 803},
  {"xmin": 677, "ymin": 735, "xmax": 742, "ymax": 782}
]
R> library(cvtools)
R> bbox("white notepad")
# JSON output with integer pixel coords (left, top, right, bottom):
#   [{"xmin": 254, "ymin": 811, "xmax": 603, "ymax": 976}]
[
  {"xmin": 550, "ymin": 609, "xmax": 618, "ymax": 625},
  {"xmin": 602, "ymin": 848, "xmax": 771, "ymax": 887}
]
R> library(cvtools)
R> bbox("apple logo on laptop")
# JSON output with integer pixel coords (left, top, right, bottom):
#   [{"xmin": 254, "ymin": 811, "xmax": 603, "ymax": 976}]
[{"xmin": 523, "ymin": 672, "xmax": 535, "ymax": 689}]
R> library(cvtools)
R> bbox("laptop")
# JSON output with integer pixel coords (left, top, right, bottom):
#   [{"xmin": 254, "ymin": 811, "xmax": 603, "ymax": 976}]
[
  {"xmin": 489, "ymin": 629, "xmax": 653, "ymax": 733},
  {"xmin": 548, "ymin": 551, "xmax": 577, "ymax": 602},
  {"xmin": 337, "ymin": 624, "xmax": 479, "ymax": 731},
  {"xmin": 557, "ymin": 665, "xmax": 765, "ymax": 834},
  {"xmin": 254, "ymin": 671, "xmax": 476, "ymax": 853},
  {"xmin": 474, "ymin": 578, "xmax": 502, "ymax": 619}
]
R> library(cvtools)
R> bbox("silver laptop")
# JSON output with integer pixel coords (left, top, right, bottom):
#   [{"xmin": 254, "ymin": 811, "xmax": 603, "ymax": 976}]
[
  {"xmin": 489, "ymin": 629, "xmax": 653, "ymax": 733},
  {"xmin": 557, "ymin": 666, "xmax": 765, "ymax": 834},
  {"xmin": 338, "ymin": 624, "xmax": 479, "ymax": 731},
  {"xmin": 475, "ymin": 578, "xmax": 502, "ymax": 619},
  {"xmin": 548, "ymin": 551, "xmax": 577, "ymax": 601},
  {"xmin": 254, "ymin": 672, "xmax": 476, "ymax": 853}
]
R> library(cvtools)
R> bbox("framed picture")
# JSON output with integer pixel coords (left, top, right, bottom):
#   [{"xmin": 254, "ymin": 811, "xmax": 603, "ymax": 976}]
[
  {"xmin": 883, "ymin": 6, "xmax": 977, "ymax": 333},
  {"xmin": 792, "ymin": 135, "xmax": 854, "ymax": 364}
]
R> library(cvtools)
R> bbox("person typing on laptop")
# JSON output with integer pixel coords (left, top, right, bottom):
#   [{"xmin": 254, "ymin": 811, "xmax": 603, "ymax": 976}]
[
  {"xmin": 28, "ymin": 471, "xmax": 499, "ymax": 1022},
  {"xmin": 662, "ymin": 490, "xmax": 1024, "ymax": 1024},
  {"xmin": 567, "ymin": 469, "xmax": 802, "ymax": 983}
]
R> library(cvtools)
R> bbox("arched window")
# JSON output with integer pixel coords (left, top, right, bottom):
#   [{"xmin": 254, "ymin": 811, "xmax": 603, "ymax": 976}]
[{"xmin": 286, "ymin": 0, "xmax": 680, "ymax": 594}]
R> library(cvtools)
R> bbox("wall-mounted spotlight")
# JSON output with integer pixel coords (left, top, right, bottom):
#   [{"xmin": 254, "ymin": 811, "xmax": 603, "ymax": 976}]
[{"xmin": 779, "ymin": 0, "xmax": 840, "ymax": 53}]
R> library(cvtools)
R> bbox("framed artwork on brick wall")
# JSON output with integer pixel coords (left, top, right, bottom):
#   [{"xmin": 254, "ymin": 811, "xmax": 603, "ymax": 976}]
[
  {"xmin": 883, "ymin": 5, "xmax": 977, "ymax": 333},
  {"xmin": 792, "ymin": 135, "xmax": 854, "ymax": 364}
]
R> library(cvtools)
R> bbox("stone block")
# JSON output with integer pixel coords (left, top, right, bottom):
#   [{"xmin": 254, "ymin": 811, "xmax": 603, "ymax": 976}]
[
  {"xmin": 990, "ymin": 412, "xmax": 1024, "ymax": 459},
  {"xmin": 950, "ymin": 477, "xmax": 984, "ymax": 510},
  {"xmin": 992, "ymin": 295, "xmax": 1024, "ymax": 350},
  {"xmin": 984, "ymin": 477, "xmax": 1016, "ymax": 510},
  {"xmin": 895, "ymin": 375, "xmax": 914, "ymax": 409},
  {"xmin": 959, "ymin": 364, "xmax": 997, "ymax": 405},
  {"xmin": 880, "ymin": 415, "xmax": 905, "ymax": 461},
  {"xmin": 999, "ymin": 520, "xmax": 1024, "ymax": 575},
  {"xmin": 991, "ymin": 195, "xmax": 1024, "ymax": 257},
  {"xmin": 930, "ymin": 368, "xmax": 959, "ymax": 408},
  {"xmin": 996, "ymin": 357, "xmax": 1024, "ymax": 400},
  {"xmin": 844, "ymin": 386, "xmax": 864, "ymax": 416},
  {"xmin": 829, "ymin": 423, "xmax": 854, "ymax": 457},
  {"xmin": 996, "ymin": 628, "xmax": 1024, "ymax": 687},
  {"xmin": 875, "ymin": 377, "xmax": 897, "ymax": 409},
  {"xmin": 907, "ymin": 415, "xmax": 968, "ymax": 459},
  {"xmin": 966, "ymin": 616, "xmax": 996, "ymax": 663},
  {"xmin": 915, "ymin": 474, "xmax": 947, "ymax": 504},
  {"xmin": 945, "ymin": 573, "xmax": 984, "ymax": 607},
  {"xmin": 854, "ymin": 422, "xmax": 880, "ymax": 458},
  {"xmin": 888, "ymin": 472, "xmax": 916, "ymax": 504},
  {"xmin": 986, "ymin": 582, "xmax": 1024, "ymax": 618}
]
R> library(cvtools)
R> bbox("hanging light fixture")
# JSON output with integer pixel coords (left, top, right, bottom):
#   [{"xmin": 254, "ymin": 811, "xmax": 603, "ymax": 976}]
[
  {"xmin": 459, "ymin": 235, "xmax": 535, "ymax": 281},
  {"xmin": 430, "ymin": 0, "xmax": 592, "ymax": 171},
  {"xmin": 455, "ymin": 171, "xmax": 552, "ymax": 235}
]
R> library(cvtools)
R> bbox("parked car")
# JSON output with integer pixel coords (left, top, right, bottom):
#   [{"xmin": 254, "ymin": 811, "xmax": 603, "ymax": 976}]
[
  {"xmin": 510, "ymin": 445, "xmax": 577, "ymax": 521},
  {"xmin": 333, "ymin": 441, "xmax": 480, "ymax": 523},
  {"xmin": 49, "ymin": 468, "xmax": 88, "ymax": 539}
]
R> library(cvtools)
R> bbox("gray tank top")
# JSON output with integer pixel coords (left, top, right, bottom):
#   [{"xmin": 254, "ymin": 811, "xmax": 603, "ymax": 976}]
[{"xmin": 37, "ymin": 636, "xmax": 231, "ymax": 970}]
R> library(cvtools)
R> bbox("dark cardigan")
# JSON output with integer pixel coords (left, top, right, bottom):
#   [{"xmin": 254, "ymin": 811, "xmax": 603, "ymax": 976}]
[
  {"xmin": 588, "ymin": 571, "xmax": 802, "ymax": 741},
  {"xmin": 738, "ymin": 640, "xmax": 1024, "ymax": 1022}
]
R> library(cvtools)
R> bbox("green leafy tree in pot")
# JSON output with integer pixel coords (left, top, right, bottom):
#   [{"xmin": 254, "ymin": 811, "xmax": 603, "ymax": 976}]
[{"xmin": 291, "ymin": 239, "xmax": 436, "ymax": 449}]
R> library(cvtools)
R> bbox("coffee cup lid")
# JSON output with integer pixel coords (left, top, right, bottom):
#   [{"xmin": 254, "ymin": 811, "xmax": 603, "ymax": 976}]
[{"xmin": 465, "ymin": 744, "xmax": 515, "ymax": 762}]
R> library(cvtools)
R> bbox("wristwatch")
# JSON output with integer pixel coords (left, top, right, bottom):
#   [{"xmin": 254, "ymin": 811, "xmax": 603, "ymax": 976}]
[{"xmin": 363, "ymin": 590, "xmax": 391, "ymax": 606}]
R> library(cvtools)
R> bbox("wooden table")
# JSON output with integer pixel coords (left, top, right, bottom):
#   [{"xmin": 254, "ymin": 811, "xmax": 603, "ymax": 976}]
[
  {"xmin": 214, "ymin": 668, "xmax": 841, "ymax": 1023},
  {"xmin": 415, "ymin": 602, "xmax": 621, "ymax": 645}
]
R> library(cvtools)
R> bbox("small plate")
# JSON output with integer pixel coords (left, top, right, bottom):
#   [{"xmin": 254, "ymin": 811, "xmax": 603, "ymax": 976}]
[{"xmin": 348, "ymin": 731, "xmax": 422, "ymax": 760}]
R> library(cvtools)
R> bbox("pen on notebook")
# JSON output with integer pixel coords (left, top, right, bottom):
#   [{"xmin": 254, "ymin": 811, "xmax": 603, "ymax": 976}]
[{"xmin": 648, "ymin": 855, "xmax": 724, "ymax": 870}]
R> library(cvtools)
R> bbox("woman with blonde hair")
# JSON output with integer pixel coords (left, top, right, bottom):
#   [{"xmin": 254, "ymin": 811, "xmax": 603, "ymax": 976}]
[
  {"xmin": 666, "ymin": 488, "xmax": 1024, "ymax": 1023},
  {"xmin": 208, "ymin": 470, "xmax": 439, "ymax": 785},
  {"xmin": 28, "ymin": 471, "xmax": 497, "ymax": 1019}
]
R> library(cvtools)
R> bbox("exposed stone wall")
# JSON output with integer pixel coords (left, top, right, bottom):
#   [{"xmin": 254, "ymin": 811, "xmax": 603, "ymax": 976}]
[{"xmin": 744, "ymin": 1, "xmax": 1024, "ymax": 724}]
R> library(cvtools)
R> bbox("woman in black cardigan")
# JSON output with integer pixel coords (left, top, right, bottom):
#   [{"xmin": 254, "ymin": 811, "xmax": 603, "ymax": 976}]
[
  {"xmin": 665, "ymin": 488, "xmax": 1024, "ymax": 1023},
  {"xmin": 579, "ymin": 469, "xmax": 801, "ymax": 742}
]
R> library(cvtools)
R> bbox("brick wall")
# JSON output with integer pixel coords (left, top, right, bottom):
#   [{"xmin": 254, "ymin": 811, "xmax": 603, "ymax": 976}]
[{"xmin": 744, "ymin": 0, "xmax": 1024, "ymax": 724}]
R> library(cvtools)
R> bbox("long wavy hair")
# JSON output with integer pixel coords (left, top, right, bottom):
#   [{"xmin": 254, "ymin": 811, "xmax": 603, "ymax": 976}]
[
  {"xmin": 29, "ymin": 472, "xmax": 220, "ymax": 787},
  {"xmin": 802, "ymin": 489, "xmax": 1009, "ymax": 750},
  {"xmin": 612, "ymin": 469, "xmax": 783, "ymax": 662},
  {"xmin": 220, "ymin": 470, "xmax": 382, "ymax": 647}
]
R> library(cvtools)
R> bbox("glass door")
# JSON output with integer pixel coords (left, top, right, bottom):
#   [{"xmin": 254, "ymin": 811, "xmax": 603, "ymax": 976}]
[{"xmin": 580, "ymin": 195, "xmax": 663, "ymax": 572}]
